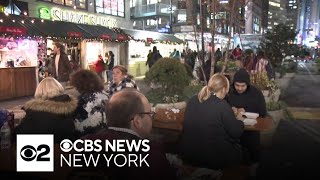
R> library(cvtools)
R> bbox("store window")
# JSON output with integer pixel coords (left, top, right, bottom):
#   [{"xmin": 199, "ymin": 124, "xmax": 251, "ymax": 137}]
[
  {"xmin": 95, "ymin": 0, "xmax": 125, "ymax": 17},
  {"xmin": 41, "ymin": 0, "xmax": 87, "ymax": 9},
  {"xmin": 130, "ymin": 0, "xmax": 136, "ymax": 8}
]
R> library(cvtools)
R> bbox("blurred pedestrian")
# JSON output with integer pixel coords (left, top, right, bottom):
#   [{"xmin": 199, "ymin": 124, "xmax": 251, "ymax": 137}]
[{"xmin": 49, "ymin": 42, "xmax": 72, "ymax": 87}]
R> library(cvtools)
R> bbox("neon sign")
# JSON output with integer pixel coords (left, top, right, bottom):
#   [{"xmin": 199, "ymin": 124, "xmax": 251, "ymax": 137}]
[
  {"xmin": 39, "ymin": 8, "xmax": 50, "ymax": 20},
  {"xmin": 38, "ymin": 7, "xmax": 117, "ymax": 28}
]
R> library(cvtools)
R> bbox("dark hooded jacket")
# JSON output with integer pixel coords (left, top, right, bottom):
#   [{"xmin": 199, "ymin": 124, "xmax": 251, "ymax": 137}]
[
  {"xmin": 15, "ymin": 94, "xmax": 78, "ymax": 143},
  {"xmin": 226, "ymin": 69, "xmax": 267, "ymax": 117}
]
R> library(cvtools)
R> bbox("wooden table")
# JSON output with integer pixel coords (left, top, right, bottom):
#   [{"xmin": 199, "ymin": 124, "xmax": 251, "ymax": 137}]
[{"xmin": 243, "ymin": 117, "xmax": 274, "ymax": 131}]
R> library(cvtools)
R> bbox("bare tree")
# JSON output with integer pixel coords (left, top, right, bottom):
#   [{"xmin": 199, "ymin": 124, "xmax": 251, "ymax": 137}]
[{"xmin": 187, "ymin": 0, "xmax": 207, "ymax": 84}]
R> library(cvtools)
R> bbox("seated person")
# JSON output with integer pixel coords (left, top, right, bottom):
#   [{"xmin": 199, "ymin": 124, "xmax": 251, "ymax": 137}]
[
  {"xmin": 178, "ymin": 73, "xmax": 244, "ymax": 170},
  {"xmin": 108, "ymin": 65, "xmax": 139, "ymax": 96},
  {"xmin": 15, "ymin": 77, "xmax": 77, "ymax": 143},
  {"xmin": 70, "ymin": 70, "xmax": 109, "ymax": 137},
  {"xmin": 82, "ymin": 89, "xmax": 177, "ymax": 180},
  {"xmin": 226, "ymin": 68, "xmax": 267, "ymax": 165}
]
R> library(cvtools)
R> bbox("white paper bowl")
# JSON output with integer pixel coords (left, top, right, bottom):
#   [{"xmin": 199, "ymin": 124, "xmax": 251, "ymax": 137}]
[
  {"xmin": 243, "ymin": 118, "xmax": 257, "ymax": 126},
  {"xmin": 241, "ymin": 112, "xmax": 259, "ymax": 119}
]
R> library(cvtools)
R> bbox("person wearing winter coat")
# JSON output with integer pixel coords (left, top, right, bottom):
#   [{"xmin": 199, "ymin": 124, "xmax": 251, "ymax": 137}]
[
  {"xmin": 70, "ymin": 70, "xmax": 109, "ymax": 137},
  {"xmin": 108, "ymin": 65, "xmax": 139, "ymax": 96},
  {"xmin": 94, "ymin": 54, "xmax": 105, "ymax": 79},
  {"xmin": 178, "ymin": 73, "xmax": 244, "ymax": 170},
  {"xmin": 15, "ymin": 77, "xmax": 77, "ymax": 143},
  {"xmin": 226, "ymin": 68, "xmax": 267, "ymax": 166},
  {"xmin": 49, "ymin": 42, "xmax": 72, "ymax": 86}
]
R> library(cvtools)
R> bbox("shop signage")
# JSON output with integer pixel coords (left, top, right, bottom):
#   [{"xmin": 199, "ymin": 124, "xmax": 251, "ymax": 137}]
[
  {"xmin": 0, "ymin": 26, "xmax": 26, "ymax": 35},
  {"xmin": 67, "ymin": 31, "xmax": 82, "ymax": 38},
  {"xmin": 101, "ymin": 34, "xmax": 111, "ymax": 40},
  {"xmin": 146, "ymin": 38, "xmax": 153, "ymax": 43},
  {"xmin": 38, "ymin": 7, "xmax": 117, "ymax": 28},
  {"xmin": 117, "ymin": 34, "xmax": 127, "ymax": 41}
]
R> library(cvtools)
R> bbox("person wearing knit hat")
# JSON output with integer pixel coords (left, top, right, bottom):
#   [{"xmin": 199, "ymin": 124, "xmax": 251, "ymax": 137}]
[
  {"xmin": 227, "ymin": 68, "xmax": 266, "ymax": 116},
  {"xmin": 226, "ymin": 68, "xmax": 267, "ymax": 176}
]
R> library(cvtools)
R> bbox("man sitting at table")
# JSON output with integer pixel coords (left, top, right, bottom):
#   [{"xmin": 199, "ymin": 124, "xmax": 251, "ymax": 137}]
[
  {"xmin": 226, "ymin": 68, "xmax": 267, "ymax": 175},
  {"xmin": 81, "ymin": 89, "xmax": 177, "ymax": 180}
]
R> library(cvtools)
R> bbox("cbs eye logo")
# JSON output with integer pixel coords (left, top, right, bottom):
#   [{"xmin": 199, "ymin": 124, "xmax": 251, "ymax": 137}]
[
  {"xmin": 16, "ymin": 135, "xmax": 54, "ymax": 172},
  {"xmin": 60, "ymin": 139, "xmax": 73, "ymax": 152},
  {"xmin": 20, "ymin": 144, "xmax": 50, "ymax": 162}
]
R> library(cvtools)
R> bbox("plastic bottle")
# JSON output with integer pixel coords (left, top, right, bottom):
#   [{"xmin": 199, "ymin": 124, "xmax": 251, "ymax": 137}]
[{"xmin": 0, "ymin": 121, "xmax": 11, "ymax": 150}]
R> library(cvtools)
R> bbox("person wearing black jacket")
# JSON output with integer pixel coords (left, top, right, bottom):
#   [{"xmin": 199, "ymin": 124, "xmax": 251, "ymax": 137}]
[
  {"xmin": 226, "ymin": 68, "xmax": 267, "ymax": 167},
  {"xmin": 178, "ymin": 74, "xmax": 244, "ymax": 170}
]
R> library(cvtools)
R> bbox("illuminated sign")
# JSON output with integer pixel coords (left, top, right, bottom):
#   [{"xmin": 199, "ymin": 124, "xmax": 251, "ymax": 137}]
[
  {"xmin": 38, "ymin": 7, "xmax": 117, "ymax": 28},
  {"xmin": 39, "ymin": 8, "xmax": 50, "ymax": 20}
]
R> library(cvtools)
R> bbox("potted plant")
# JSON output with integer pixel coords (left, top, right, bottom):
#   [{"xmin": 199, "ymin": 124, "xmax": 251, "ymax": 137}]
[
  {"xmin": 260, "ymin": 101, "xmax": 286, "ymax": 147},
  {"xmin": 145, "ymin": 58, "xmax": 202, "ymax": 131},
  {"xmin": 250, "ymin": 72, "xmax": 281, "ymax": 103}
]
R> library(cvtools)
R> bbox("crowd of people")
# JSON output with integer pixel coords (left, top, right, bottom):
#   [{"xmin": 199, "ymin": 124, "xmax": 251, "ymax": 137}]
[{"xmin": 2, "ymin": 42, "xmax": 271, "ymax": 179}]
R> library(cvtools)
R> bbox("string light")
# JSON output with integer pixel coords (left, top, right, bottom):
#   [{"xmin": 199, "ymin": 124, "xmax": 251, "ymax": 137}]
[
  {"xmin": 23, "ymin": 12, "xmax": 27, "ymax": 16},
  {"xmin": 73, "ymin": 6, "xmax": 76, "ymax": 9},
  {"xmin": 0, "ymin": 15, "xmax": 183, "ymax": 44}
]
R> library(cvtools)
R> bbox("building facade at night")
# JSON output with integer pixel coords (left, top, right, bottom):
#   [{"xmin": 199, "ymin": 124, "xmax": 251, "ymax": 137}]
[{"xmin": 296, "ymin": 0, "xmax": 320, "ymax": 46}]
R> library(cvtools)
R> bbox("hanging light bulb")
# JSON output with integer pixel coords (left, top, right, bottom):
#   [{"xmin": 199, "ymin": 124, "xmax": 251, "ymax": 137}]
[
  {"xmin": 31, "ymin": 19, "xmax": 35, "ymax": 23},
  {"xmin": 12, "ymin": 20, "xmax": 15, "ymax": 22},
  {"xmin": 73, "ymin": 6, "xmax": 76, "ymax": 9},
  {"xmin": 41, "ymin": 19, "xmax": 44, "ymax": 22},
  {"xmin": 0, "ymin": 19, "xmax": 3, "ymax": 23},
  {"xmin": 23, "ymin": 12, "xmax": 27, "ymax": 16},
  {"xmin": 21, "ymin": 20, "xmax": 24, "ymax": 24}
]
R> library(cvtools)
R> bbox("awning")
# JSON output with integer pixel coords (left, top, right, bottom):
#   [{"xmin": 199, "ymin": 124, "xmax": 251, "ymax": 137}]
[
  {"xmin": 0, "ymin": 13, "xmax": 128, "ymax": 41},
  {"xmin": 122, "ymin": 29, "xmax": 184, "ymax": 44}
]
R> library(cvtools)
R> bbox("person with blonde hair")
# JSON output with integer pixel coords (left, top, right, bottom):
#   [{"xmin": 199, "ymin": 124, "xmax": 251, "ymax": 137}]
[
  {"xmin": 178, "ymin": 73, "xmax": 244, "ymax": 169},
  {"xmin": 108, "ymin": 65, "xmax": 139, "ymax": 96},
  {"xmin": 15, "ymin": 77, "xmax": 77, "ymax": 143}
]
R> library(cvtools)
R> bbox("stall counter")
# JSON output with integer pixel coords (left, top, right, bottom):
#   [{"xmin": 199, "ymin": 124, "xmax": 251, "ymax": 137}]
[{"xmin": 0, "ymin": 67, "xmax": 37, "ymax": 101}]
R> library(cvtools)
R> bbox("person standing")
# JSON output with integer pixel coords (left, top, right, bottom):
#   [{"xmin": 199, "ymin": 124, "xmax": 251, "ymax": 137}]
[
  {"xmin": 50, "ymin": 42, "xmax": 72, "ymax": 87},
  {"xmin": 107, "ymin": 51, "xmax": 115, "ymax": 82},
  {"xmin": 94, "ymin": 54, "xmax": 105, "ymax": 80},
  {"xmin": 146, "ymin": 46, "xmax": 162, "ymax": 68}
]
